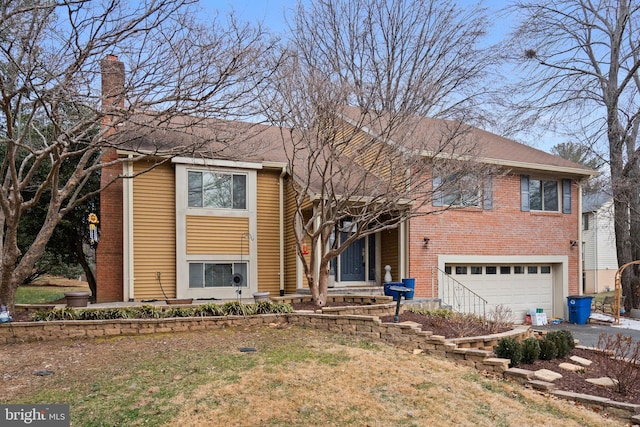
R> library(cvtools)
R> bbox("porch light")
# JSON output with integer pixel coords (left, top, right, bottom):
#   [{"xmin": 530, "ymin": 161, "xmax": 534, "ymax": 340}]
[
  {"xmin": 570, "ymin": 240, "xmax": 578, "ymax": 247},
  {"xmin": 423, "ymin": 237, "xmax": 430, "ymax": 248}
]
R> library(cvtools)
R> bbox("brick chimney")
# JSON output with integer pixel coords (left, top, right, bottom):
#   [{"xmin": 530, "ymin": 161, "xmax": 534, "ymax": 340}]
[
  {"xmin": 96, "ymin": 54, "xmax": 125, "ymax": 303},
  {"xmin": 101, "ymin": 54, "xmax": 125, "ymax": 111}
]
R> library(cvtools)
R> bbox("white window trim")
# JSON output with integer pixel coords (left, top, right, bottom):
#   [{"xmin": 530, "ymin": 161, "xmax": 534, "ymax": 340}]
[{"xmin": 175, "ymin": 164, "xmax": 258, "ymax": 299}]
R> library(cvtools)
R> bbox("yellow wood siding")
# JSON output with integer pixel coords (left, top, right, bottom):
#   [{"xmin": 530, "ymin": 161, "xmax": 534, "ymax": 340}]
[
  {"xmin": 380, "ymin": 227, "xmax": 399, "ymax": 282},
  {"xmin": 132, "ymin": 161, "xmax": 176, "ymax": 300},
  {"xmin": 283, "ymin": 177, "xmax": 299, "ymax": 294},
  {"xmin": 257, "ymin": 170, "xmax": 281, "ymax": 294},
  {"xmin": 186, "ymin": 216, "xmax": 249, "ymax": 254}
]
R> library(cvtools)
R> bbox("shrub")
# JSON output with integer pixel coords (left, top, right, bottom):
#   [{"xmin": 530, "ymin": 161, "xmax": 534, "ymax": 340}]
[
  {"xmin": 595, "ymin": 333, "xmax": 640, "ymax": 395},
  {"xmin": 193, "ymin": 303, "xmax": 224, "ymax": 317},
  {"xmin": 538, "ymin": 338, "xmax": 558, "ymax": 360},
  {"xmin": 546, "ymin": 330, "xmax": 575, "ymax": 358},
  {"xmin": 521, "ymin": 337, "xmax": 541, "ymax": 364},
  {"xmin": 31, "ymin": 301, "xmax": 294, "ymax": 321},
  {"xmin": 486, "ymin": 304, "xmax": 514, "ymax": 334},
  {"xmin": 494, "ymin": 337, "xmax": 523, "ymax": 367}
]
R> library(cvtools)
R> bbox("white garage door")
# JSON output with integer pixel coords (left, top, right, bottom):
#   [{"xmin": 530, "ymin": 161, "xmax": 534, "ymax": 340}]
[{"xmin": 445, "ymin": 264, "xmax": 553, "ymax": 323}]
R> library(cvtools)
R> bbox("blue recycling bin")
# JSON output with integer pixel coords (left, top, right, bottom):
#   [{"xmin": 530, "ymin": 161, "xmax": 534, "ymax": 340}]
[
  {"xmin": 384, "ymin": 282, "xmax": 404, "ymax": 301},
  {"xmin": 401, "ymin": 278, "xmax": 415, "ymax": 299},
  {"xmin": 567, "ymin": 295, "xmax": 593, "ymax": 325}
]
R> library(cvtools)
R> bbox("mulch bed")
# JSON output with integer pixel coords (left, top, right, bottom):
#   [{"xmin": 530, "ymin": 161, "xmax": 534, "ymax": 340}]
[{"xmin": 519, "ymin": 347, "xmax": 640, "ymax": 405}]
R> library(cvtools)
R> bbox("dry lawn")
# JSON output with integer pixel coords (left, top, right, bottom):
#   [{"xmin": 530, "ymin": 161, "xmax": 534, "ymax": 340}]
[{"xmin": 1, "ymin": 325, "xmax": 624, "ymax": 427}]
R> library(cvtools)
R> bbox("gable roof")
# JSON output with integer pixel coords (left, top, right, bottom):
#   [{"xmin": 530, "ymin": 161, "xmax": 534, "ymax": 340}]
[
  {"xmin": 583, "ymin": 192, "xmax": 612, "ymax": 212},
  {"xmin": 338, "ymin": 106, "xmax": 595, "ymax": 178},
  {"xmin": 113, "ymin": 108, "xmax": 595, "ymax": 183}
]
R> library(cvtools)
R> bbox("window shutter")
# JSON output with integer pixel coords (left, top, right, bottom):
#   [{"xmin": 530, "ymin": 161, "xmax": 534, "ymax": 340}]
[
  {"xmin": 433, "ymin": 176, "xmax": 443, "ymax": 206},
  {"xmin": 520, "ymin": 175, "xmax": 530, "ymax": 212},
  {"xmin": 483, "ymin": 176, "xmax": 493, "ymax": 210},
  {"xmin": 563, "ymin": 179, "xmax": 572, "ymax": 214}
]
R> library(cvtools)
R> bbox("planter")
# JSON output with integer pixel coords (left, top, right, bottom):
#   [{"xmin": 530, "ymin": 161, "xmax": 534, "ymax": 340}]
[
  {"xmin": 64, "ymin": 291, "xmax": 90, "ymax": 308},
  {"xmin": 253, "ymin": 292, "xmax": 271, "ymax": 302}
]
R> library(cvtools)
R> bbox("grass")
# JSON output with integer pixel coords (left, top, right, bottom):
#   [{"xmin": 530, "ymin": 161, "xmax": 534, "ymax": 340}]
[
  {"xmin": 1, "ymin": 326, "xmax": 622, "ymax": 426},
  {"xmin": 15, "ymin": 285, "xmax": 89, "ymax": 304}
]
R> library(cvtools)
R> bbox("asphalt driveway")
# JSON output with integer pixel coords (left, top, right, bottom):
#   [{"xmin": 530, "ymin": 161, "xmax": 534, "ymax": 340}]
[{"xmin": 533, "ymin": 319, "xmax": 640, "ymax": 348}]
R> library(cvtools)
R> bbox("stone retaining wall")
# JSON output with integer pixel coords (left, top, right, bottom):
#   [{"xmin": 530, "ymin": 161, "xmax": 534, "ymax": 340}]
[{"xmin": 1, "ymin": 309, "xmax": 530, "ymax": 376}]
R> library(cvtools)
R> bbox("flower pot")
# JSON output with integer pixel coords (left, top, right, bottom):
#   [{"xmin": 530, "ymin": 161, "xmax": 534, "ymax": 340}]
[
  {"xmin": 64, "ymin": 291, "xmax": 90, "ymax": 308},
  {"xmin": 253, "ymin": 292, "xmax": 271, "ymax": 302}
]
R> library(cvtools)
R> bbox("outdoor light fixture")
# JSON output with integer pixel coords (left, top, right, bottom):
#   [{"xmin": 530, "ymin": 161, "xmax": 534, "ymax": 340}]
[
  {"xmin": 570, "ymin": 240, "xmax": 578, "ymax": 247},
  {"xmin": 423, "ymin": 237, "xmax": 430, "ymax": 247}
]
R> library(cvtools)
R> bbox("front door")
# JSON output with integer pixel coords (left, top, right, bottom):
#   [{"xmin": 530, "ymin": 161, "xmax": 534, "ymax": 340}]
[{"xmin": 340, "ymin": 233, "xmax": 365, "ymax": 281}]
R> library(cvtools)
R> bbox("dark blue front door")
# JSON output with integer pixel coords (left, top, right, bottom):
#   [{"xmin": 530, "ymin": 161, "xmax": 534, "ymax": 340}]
[{"xmin": 340, "ymin": 233, "xmax": 365, "ymax": 281}]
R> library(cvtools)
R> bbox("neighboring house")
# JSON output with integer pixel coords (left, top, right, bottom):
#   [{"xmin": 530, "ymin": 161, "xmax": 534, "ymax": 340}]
[
  {"xmin": 96, "ymin": 56, "xmax": 595, "ymax": 323},
  {"xmin": 582, "ymin": 192, "xmax": 618, "ymax": 294}
]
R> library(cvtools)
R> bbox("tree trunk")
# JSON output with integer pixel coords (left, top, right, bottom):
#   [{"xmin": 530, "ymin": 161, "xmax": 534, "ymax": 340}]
[
  {"xmin": 0, "ymin": 266, "xmax": 18, "ymax": 314},
  {"xmin": 68, "ymin": 229, "xmax": 97, "ymax": 302}
]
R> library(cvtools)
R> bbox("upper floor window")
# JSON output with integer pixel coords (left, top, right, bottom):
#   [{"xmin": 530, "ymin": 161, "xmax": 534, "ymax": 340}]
[
  {"xmin": 530, "ymin": 179, "xmax": 558, "ymax": 211},
  {"xmin": 521, "ymin": 175, "xmax": 571, "ymax": 213},
  {"xmin": 188, "ymin": 171, "xmax": 246, "ymax": 209},
  {"xmin": 583, "ymin": 213, "xmax": 589, "ymax": 230},
  {"xmin": 433, "ymin": 173, "xmax": 493, "ymax": 209}
]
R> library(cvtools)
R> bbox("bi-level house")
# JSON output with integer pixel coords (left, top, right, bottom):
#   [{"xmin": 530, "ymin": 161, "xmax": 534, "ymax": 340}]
[{"xmin": 96, "ymin": 56, "xmax": 594, "ymax": 323}]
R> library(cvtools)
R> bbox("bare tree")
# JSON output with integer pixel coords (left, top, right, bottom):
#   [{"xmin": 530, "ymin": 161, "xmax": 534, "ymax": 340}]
[
  {"xmin": 0, "ymin": 0, "xmax": 275, "ymax": 312},
  {"xmin": 263, "ymin": 0, "xmax": 498, "ymax": 305},
  {"xmin": 506, "ymin": 0, "xmax": 640, "ymax": 309}
]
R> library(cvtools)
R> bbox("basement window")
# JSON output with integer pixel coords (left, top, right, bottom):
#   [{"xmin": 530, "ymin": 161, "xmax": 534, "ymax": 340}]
[{"xmin": 189, "ymin": 262, "xmax": 247, "ymax": 288}]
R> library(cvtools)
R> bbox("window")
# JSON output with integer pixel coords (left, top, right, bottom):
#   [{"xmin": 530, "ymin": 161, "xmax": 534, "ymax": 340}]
[
  {"xmin": 500, "ymin": 266, "xmax": 511, "ymax": 274},
  {"xmin": 530, "ymin": 179, "xmax": 558, "ymax": 211},
  {"xmin": 189, "ymin": 262, "xmax": 247, "ymax": 288},
  {"xmin": 455, "ymin": 266, "xmax": 467, "ymax": 275},
  {"xmin": 444, "ymin": 266, "xmax": 452, "ymax": 274},
  {"xmin": 521, "ymin": 176, "xmax": 571, "ymax": 213},
  {"xmin": 541, "ymin": 266, "xmax": 551, "ymax": 274},
  {"xmin": 433, "ymin": 173, "xmax": 487, "ymax": 208},
  {"xmin": 188, "ymin": 171, "xmax": 246, "ymax": 209},
  {"xmin": 583, "ymin": 213, "xmax": 589, "ymax": 230},
  {"xmin": 514, "ymin": 266, "xmax": 525, "ymax": 274},
  {"xmin": 486, "ymin": 266, "xmax": 497, "ymax": 274},
  {"xmin": 528, "ymin": 266, "xmax": 538, "ymax": 274},
  {"xmin": 470, "ymin": 266, "xmax": 482, "ymax": 275}
]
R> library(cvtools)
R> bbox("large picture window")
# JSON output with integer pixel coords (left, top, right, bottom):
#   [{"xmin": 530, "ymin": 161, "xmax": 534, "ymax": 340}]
[
  {"xmin": 189, "ymin": 262, "xmax": 247, "ymax": 288},
  {"xmin": 188, "ymin": 171, "xmax": 246, "ymax": 209}
]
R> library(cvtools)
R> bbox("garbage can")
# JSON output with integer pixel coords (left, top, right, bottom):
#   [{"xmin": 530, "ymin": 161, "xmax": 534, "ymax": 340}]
[
  {"xmin": 567, "ymin": 295, "xmax": 593, "ymax": 325},
  {"xmin": 401, "ymin": 278, "xmax": 415, "ymax": 300},
  {"xmin": 384, "ymin": 282, "xmax": 404, "ymax": 301}
]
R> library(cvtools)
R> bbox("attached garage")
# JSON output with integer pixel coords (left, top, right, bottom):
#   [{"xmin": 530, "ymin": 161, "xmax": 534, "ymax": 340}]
[{"xmin": 438, "ymin": 256, "xmax": 568, "ymax": 323}]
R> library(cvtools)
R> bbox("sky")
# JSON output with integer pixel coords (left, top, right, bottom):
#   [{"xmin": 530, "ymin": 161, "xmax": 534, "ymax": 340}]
[{"xmin": 202, "ymin": 0, "xmax": 560, "ymax": 152}]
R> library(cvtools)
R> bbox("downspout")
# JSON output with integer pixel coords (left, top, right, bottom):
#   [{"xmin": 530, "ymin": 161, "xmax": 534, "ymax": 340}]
[
  {"xmin": 594, "ymin": 209, "xmax": 599, "ymax": 292},
  {"xmin": 124, "ymin": 155, "xmax": 135, "ymax": 301},
  {"xmin": 279, "ymin": 168, "xmax": 286, "ymax": 296},
  {"xmin": 577, "ymin": 181, "xmax": 583, "ymax": 295}
]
